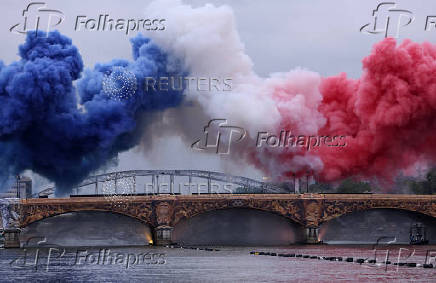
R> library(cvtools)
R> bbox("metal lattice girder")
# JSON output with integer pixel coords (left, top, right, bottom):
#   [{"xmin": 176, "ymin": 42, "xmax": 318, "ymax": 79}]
[{"xmin": 36, "ymin": 170, "xmax": 282, "ymax": 197}]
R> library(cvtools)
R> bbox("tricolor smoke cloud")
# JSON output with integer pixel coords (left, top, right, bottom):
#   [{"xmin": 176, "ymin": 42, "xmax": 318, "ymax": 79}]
[
  {"xmin": 1, "ymin": 0, "xmax": 436, "ymax": 193},
  {"xmin": 143, "ymin": 0, "xmax": 436, "ymax": 185}
]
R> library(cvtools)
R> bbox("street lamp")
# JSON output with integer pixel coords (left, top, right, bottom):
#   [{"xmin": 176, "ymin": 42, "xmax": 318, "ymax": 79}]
[
  {"xmin": 15, "ymin": 175, "xmax": 20, "ymax": 198},
  {"xmin": 293, "ymin": 173, "xmax": 296, "ymax": 194}
]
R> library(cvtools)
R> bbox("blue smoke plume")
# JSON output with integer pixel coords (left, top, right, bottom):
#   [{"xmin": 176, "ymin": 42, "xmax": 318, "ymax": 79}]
[{"xmin": 0, "ymin": 31, "xmax": 186, "ymax": 193}]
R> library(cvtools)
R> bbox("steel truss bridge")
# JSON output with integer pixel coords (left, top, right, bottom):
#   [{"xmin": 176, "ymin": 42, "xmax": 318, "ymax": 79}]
[{"xmin": 34, "ymin": 170, "xmax": 282, "ymax": 198}]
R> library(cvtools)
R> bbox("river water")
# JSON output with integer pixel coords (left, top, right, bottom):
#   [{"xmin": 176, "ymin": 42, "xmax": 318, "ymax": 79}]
[{"xmin": 1, "ymin": 245, "xmax": 435, "ymax": 282}]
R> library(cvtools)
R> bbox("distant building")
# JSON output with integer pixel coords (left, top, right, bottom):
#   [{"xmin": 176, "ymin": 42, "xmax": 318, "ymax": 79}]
[{"xmin": 0, "ymin": 176, "xmax": 32, "ymax": 199}]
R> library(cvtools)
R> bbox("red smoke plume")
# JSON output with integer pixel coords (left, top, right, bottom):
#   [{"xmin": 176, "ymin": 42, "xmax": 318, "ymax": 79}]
[
  {"xmin": 318, "ymin": 38, "xmax": 436, "ymax": 183},
  {"xmin": 249, "ymin": 38, "xmax": 436, "ymax": 185}
]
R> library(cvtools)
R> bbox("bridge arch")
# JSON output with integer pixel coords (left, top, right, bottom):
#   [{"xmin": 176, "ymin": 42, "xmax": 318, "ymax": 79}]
[
  {"xmin": 172, "ymin": 207, "xmax": 305, "ymax": 245},
  {"xmin": 171, "ymin": 199, "xmax": 304, "ymax": 227},
  {"xmin": 321, "ymin": 205, "xmax": 436, "ymax": 225},
  {"xmin": 20, "ymin": 200, "xmax": 156, "ymax": 229},
  {"xmin": 319, "ymin": 207, "xmax": 436, "ymax": 244},
  {"xmin": 20, "ymin": 208, "xmax": 154, "ymax": 228},
  {"xmin": 20, "ymin": 210, "xmax": 154, "ymax": 246}
]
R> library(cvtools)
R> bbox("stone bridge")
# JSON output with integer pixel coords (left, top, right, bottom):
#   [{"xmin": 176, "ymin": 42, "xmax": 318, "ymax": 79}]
[{"xmin": 11, "ymin": 194, "xmax": 435, "ymax": 246}]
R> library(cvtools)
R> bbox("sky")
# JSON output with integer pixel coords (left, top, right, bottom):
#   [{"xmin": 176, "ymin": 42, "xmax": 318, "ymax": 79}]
[{"xmin": 1, "ymin": 0, "xmax": 435, "ymax": 191}]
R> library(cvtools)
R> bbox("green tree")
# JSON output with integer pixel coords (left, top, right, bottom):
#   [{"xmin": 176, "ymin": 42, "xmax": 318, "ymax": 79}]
[
  {"xmin": 409, "ymin": 167, "xmax": 436, "ymax": 195},
  {"xmin": 335, "ymin": 178, "xmax": 371, "ymax": 193},
  {"xmin": 308, "ymin": 182, "xmax": 332, "ymax": 193}
]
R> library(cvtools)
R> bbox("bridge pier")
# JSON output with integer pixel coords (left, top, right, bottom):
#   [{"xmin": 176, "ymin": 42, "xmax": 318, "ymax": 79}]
[
  {"xmin": 304, "ymin": 227, "xmax": 320, "ymax": 244},
  {"xmin": 2, "ymin": 228, "xmax": 21, "ymax": 248},
  {"xmin": 154, "ymin": 225, "xmax": 173, "ymax": 246}
]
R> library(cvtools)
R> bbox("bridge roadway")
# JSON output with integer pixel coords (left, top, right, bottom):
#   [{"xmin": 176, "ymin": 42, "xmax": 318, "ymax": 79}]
[{"xmin": 11, "ymin": 193, "xmax": 435, "ymax": 246}]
